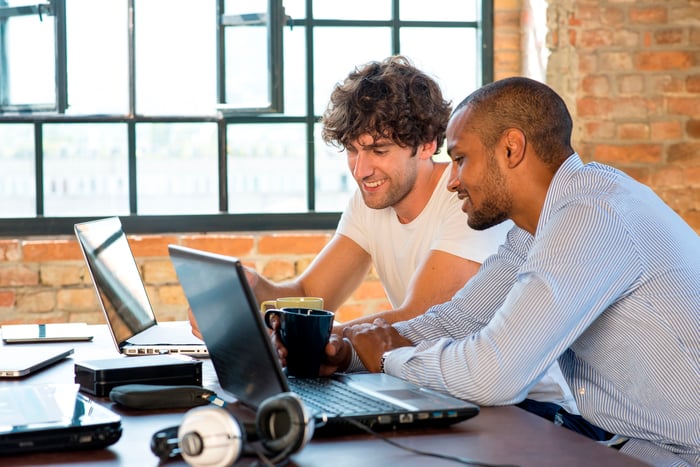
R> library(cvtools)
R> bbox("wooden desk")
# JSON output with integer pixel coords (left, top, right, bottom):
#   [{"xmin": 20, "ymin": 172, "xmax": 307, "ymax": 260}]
[{"xmin": 1, "ymin": 325, "xmax": 646, "ymax": 467}]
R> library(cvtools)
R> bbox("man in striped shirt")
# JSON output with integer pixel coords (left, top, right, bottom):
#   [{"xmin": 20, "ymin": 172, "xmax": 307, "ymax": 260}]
[{"xmin": 332, "ymin": 77, "xmax": 699, "ymax": 466}]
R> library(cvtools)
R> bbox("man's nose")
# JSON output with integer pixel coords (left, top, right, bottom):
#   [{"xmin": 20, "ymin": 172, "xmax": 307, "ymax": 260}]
[
  {"xmin": 352, "ymin": 151, "xmax": 372, "ymax": 179},
  {"xmin": 446, "ymin": 162, "xmax": 459, "ymax": 192}
]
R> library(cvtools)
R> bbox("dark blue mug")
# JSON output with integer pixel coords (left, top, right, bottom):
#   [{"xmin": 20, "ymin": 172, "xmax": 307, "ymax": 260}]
[{"xmin": 264, "ymin": 307, "xmax": 334, "ymax": 377}]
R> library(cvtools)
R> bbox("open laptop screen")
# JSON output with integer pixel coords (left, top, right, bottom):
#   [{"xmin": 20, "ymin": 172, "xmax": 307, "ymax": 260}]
[{"xmin": 74, "ymin": 217, "xmax": 156, "ymax": 344}]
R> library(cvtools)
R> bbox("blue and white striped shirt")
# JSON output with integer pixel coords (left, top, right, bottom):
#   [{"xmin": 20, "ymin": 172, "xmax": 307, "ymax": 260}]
[{"xmin": 388, "ymin": 155, "xmax": 700, "ymax": 466}]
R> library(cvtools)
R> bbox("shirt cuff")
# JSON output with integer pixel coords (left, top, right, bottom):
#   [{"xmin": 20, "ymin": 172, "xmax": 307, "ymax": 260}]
[
  {"xmin": 344, "ymin": 338, "xmax": 366, "ymax": 372},
  {"xmin": 382, "ymin": 346, "xmax": 416, "ymax": 376}
]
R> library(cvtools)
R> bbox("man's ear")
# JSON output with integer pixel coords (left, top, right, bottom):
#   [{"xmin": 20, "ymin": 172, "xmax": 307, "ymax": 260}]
[
  {"xmin": 418, "ymin": 139, "xmax": 438, "ymax": 160},
  {"xmin": 503, "ymin": 129, "xmax": 525, "ymax": 168}
]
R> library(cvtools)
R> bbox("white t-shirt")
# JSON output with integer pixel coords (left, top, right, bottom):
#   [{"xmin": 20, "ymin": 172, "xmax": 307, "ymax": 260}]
[{"xmin": 337, "ymin": 166, "xmax": 513, "ymax": 307}]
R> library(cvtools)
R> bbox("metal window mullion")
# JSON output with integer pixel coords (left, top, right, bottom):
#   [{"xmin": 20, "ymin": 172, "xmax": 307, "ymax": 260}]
[
  {"xmin": 305, "ymin": 0, "xmax": 315, "ymax": 212},
  {"xmin": 128, "ymin": 121, "xmax": 137, "ymax": 214},
  {"xmin": 217, "ymin": 118, "xmax": 228, "ymax": 213},
  {"xmin": 480, "ymin": 0, "xmax": 494, "ymax": 85},
  {"xmin": 34, "ymin": 122, "xmax": 44, "ymax": 216},
  {"xmin": 54, "ymin": 0, "xmax": 67, "ymax": 113}
]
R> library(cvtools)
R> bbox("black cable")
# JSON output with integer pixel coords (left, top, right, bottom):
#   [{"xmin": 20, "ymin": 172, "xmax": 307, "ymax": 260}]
[{"xmin": 343, "ymin": 419, "xmax": 520, "ymax": 467}]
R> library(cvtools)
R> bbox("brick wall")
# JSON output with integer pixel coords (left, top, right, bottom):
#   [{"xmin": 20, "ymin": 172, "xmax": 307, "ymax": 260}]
[
  {"xmin": 0, "ymin": 233, "xmax": 391, "ymax": 325},
  {"xmin": 1, "ymin": 0, "xmax": 698, "ymax": 326}
]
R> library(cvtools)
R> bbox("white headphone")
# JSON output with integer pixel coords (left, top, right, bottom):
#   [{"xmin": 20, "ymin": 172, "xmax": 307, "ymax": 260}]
[{"xmin": 175, "ymin": 392, "xmax": 313, "ymax": 467}]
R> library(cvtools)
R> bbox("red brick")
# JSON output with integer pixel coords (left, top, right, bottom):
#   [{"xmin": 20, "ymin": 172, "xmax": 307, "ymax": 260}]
[
  {"xmin": 581, "ymin": 75, "xmax": 611, "ymax": 96},
  {"xmin": 618, "ymin": 123, "xmax": 649, "ymax": 140},
  {"xmin": 651, "ymin": 75, "xmax": 685, "ymax": 94},
  {"xmin": 180, "ymin": 235, "xmax": 255, "ymax": 256},
  {"xmin": 651, "ymin": 166, "xmax": 684, "ymax": 188},
  {"xmin": 0, "ymin": 266, "xmax": 39, "ymax": 286},
  {"xmin": 630, "ymin": 7, "xmax": 668, "ymax": 24},
  {"xmin": 352, "ymin": 280, "xmax": 388, "ymax": 302},
  {"xmin": 142, "ymin": 260, "xmax": 177, "ymax": 284},
  {"xmin": 40, "ymin": 264, "xmax": 83, "ymax": 286},
  {"xmin": 687, "ymin": 120, "xmax": 700, "ymax": 139},
  {"xmin": 618, "ymin": 75, "xmax": 645, "ymax": 95},
  {"xmin": 668, "ymin": 142, "xmax": 700, "ymax": 165},
  {"xmin": 654, "ymin": 28, "xmax": 684, "ymax": 45},
  {"xmin": 258, "ymin": 234, "xmax": 330, "ymax": 255},
  {"xmin": 651, "ymin": 121, "xmax": 683, "ymax": 140},
  {"xmin": 636, "ymin": 51, "xmax": 692, "ymax": 71},
  {"xmin": 594, "ymin": 144, "xmax": 663, "ymax": 164},
  {"xmin": 494, "ymin": 10, "xmax": 520, "ymax": 29},
  {"xmin": 0, "ymin": 240, "xmax": 21, "ymax": 262},
  {"xmin": 580, "ymin": 29, "xmax": 614, "ymax": 48},
  {"xmin": 613, "ymin": 30, "xmax": 639, "ymax": 48},
  {"xmin": 128, "ymin": 235, "xmax": 179, "ymax": 257},
  {"xmin": 667, "ymin": 97, "xmax": 700, "ymax": 116},
  {"xmin": 576, "ymin": 97, "xmax": 614, "ymax": 117},
  {"xmin": 599, "ymin": 52, "xmax": 634, "ymax": 71},
  {"xmin": 261, "ymin": 260, "xmax": 295, "ymax": 281},
  {"xmin": 0, "ymin": 291, "xmax": 15, "ymax": 307},
  {"xmin": 22, "ymin": 240, "xmax": 83, "ymax": 262},
  {"xmin": 623, "ymin": 166, "xmax": 652, "ymax": 186},
  {"xmin": 584, "ymin": 121, "xmax": 616, "ymax": 139},
  {"xmin": 687, "ymin": 75, "xmax": 700, "ymax": 93},
  {"xmin": 335, "ymin": 304, "xmax": 365, "ymax": 323},
  {"xmin": 686, "ymin": 167, "xmax": 700, "ymax": 185},
  {"xmin": 56, "ymin": 288, "xmax": 98, "ymax": 312},
  {"xmin": 16, "ymin": 291, "xmax": 55, "ymax": 313}
]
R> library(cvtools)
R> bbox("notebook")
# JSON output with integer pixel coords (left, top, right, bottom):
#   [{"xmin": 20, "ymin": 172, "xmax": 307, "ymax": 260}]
[
  {"xmin": 1, "ymin": 322, "xmax": 94, "ymax": 344},
  {"xmin": 74, "ymin": 217, "xmax": 208, "ymax": 357},
  {"xmin": 0, "ymin": 383, "xmax": 122, "ymax": 455},
  {"xmin": 0, "ymin": 345, "xmax": 74, "ymax": 378},
  {"xmin": 168, "ymin": 244, "xmax": 480, "ymax": 435}
]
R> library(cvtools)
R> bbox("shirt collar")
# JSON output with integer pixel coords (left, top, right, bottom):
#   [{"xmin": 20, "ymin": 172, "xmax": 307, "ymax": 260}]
[{"xmin": 535, "ymin": 153, "xmax": 583, "ymax": 236}]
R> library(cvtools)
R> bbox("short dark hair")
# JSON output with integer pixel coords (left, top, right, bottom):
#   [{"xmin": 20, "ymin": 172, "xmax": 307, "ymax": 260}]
[
  {"xmin": 454, "ymin": 77, "xmax": 574, "ymax": 165},
  {"xmin": 321, "ymin": 55, "xmax": 451, "ymax": 154}
]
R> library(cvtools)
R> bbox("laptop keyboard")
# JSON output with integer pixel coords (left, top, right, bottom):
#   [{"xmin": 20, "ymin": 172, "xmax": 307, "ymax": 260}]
[{"xmin": 288, "ymin": 377, "xmax": 402, "ymax": 416}]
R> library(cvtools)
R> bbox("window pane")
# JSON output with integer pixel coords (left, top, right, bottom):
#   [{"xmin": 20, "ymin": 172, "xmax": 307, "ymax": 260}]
[
  {"xmin": 136, "ymin": 123, "xmax": 218, "ymax": 214},
  {"xmin": 400, "ymin": 28, "xmax": 479, "ymax": 107},
  {"xmin": 314, "ymin": 123, "xmax": 353, "ymax": 212},
  {"xmin": 313, "ymin": 0, "xmax": 391, "ymax": 20},
  {"xmin": 281, "ymin": 25, "xmax": 306, "ymax": 115},
  {"xmin": 313, "ymin": 27, "xmax": 391, "ymax": 115},
  {"xmin": 282, "ymin": 0, "xmax": 304, "ymax": 19},
  {"xmin": 1, "ymin": 5, "xmax": 55, "ymax": 106},
  {"xmin": 227, "ymin": 123, "xmax": 307, "ymax": 213},
  {"xmin": 43, "ymin": 124, "xmax": 129, "ymax": 216},
  {"xmin": 0, "ymin": 124, "xmax": 35, "ymax": 216},
  {"xmin": 65, "ymin": 0, "xmax": 128, "ymax": 114},
  {"xmin": 134, "ymin": 0, "xmax": 216, "ymax": 115},
  {"xmin": 224, "ymin": 19, "xmax": 270, "ymax": 108},
  {"xmin": 400, "ymin": 0, "xmax": 478, "ymax": 22}
]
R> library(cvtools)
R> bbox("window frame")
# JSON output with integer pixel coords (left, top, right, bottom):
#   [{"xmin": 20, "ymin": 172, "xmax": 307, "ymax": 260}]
[
  {"xmin": 0, "ymin": 0, "xmax": 68, "ymax": 113},
  {"xmin": 0, "ymin": 0, "xmax": 493, "ymax": 236}
]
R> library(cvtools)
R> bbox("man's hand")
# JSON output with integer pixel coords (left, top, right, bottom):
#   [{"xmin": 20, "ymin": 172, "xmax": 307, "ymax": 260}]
[
  {"xmin": 267, "ymin": 314, "xmax": 289, "ymax": 369},
  {"xmin": 343, "ymin": 318, "xmax": 412, "ymax": 373},
  {"xmin": 320, "ymin": 334, "xmax": 352, "ymax": 376}
]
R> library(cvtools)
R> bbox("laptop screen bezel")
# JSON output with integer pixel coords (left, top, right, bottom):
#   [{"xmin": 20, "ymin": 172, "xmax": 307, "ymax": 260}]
[{"xmin": 168, "ymin": 244, "xmax": 290, "ymax": 409}]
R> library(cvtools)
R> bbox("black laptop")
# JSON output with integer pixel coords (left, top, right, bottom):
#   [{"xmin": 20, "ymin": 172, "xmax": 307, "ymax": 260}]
[
  {"xmin": 168, "ymin": 244, "xmax": 479, "ymax": 435},
  {"xmin": 74, "ymin": 217, "xmax": 208, "ymax": 357},
  {"xmin": 0, "ymin": 383, "xmax": 122, "ymax": 455}
]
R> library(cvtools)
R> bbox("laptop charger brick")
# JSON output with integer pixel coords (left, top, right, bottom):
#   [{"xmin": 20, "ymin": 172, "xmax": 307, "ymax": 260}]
[{"xmin": 74, "ymin": 355, "xmax": 203, "ymax": 397}]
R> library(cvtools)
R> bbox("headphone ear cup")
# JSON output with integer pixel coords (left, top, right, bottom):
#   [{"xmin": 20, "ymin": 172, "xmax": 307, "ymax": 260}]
[
  {"xmin": 255, "ymin": 392, "xmax": 314, "ymax": 459},
  {"xmin": 178, "ymin": 406, "xmax": 244, "ymax": 467}
]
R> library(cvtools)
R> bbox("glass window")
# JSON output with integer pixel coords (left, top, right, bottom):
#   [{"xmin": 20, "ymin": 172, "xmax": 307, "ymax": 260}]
[
  {"xmin": 42, "ymin": 124, "xmax": 129, "ymax": 216},
  {"xmin": 0, "ymin": 0, "xmax": 491, "ymax": 234},
  {"xmin": 65, "ymin": 0, "xmax": 128, "ymax": 115},
  {"xmin": 227, "ymin": 123, "xmax": 307, "ymax": 213},
  {"xmin": 313, "ymin": 27, "xmax": 392, "ymax": 116},
  {"xmin": 0, "ymin": 0, "xmax": 60, "ymax": 111},
  {"xmin": 135, "ymin": 0, "xmax": 217, "ymax": 115},
  {"xmin": 0, "ymin": 124, "xmax": 35, "ymax": 217},
  {"xmin": 136, "ymin": 123, "xmax": 219, "ymax": 214}
]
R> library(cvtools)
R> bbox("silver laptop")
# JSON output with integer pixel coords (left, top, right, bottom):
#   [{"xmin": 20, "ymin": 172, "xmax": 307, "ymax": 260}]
[
  {"xmin": 168, "ymin": 244, "xmax": 479, "ymax": 435},
  {"xmin": 74, "ymin": 217, "xmax": 207, "ymax": 357},
  {"xmin": 0, "ymin": 345, "xmax": 74, "ymax": 378}
]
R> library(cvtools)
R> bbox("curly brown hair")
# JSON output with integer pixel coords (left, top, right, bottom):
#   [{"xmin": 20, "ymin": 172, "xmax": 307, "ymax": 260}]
[{"xmin": 321, "ymin": 55, "xmax": 451, "ymax": 155}]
